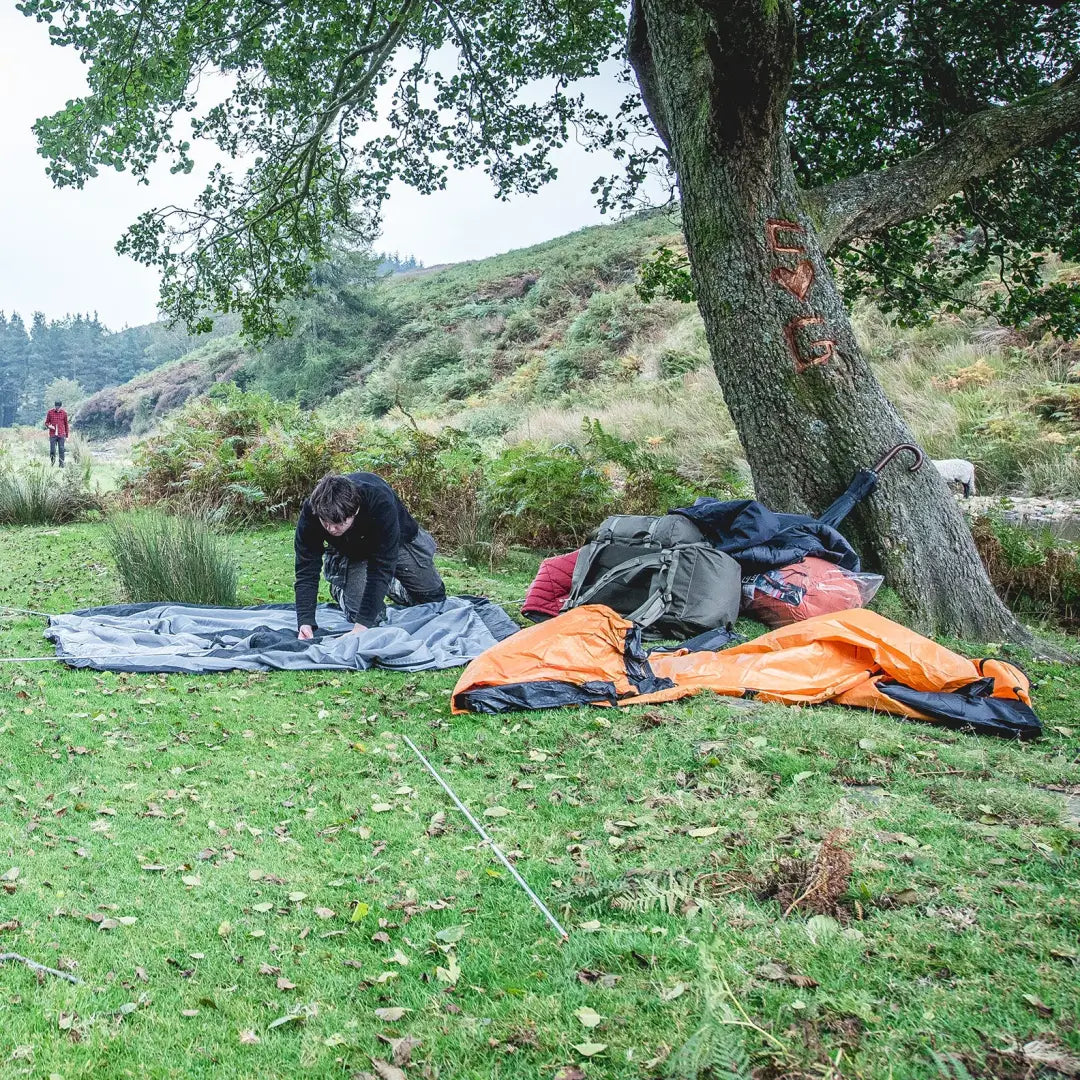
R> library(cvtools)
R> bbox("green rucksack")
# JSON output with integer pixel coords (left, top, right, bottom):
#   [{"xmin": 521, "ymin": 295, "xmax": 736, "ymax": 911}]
[{"xmin": 564, "ymin": 514, "xmax": 741, "ymax": 638}]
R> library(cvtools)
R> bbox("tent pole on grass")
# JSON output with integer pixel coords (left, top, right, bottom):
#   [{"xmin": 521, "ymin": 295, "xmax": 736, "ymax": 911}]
[{"xmin": 400, "ymin": 734, "xmax": 569, "ymax": 941}]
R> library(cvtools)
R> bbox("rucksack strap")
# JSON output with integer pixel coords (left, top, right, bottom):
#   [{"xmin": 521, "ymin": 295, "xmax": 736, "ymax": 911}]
[
  {"xmin": 569, "ymin": 550, "xmax": 667, "ymax": 605},
  {"xmin": 625, "ymin": 547, "xmax": 681, "ymax": 627},
  {"xmin": 570, "ymin": 548, "xmax": 682, "ymax": 629}
]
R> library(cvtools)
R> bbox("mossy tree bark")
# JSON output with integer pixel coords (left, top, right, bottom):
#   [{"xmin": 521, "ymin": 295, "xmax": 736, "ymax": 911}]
[{"xmin": 629, "ymin": 0, "xmax": 1030, "ymax": 642}]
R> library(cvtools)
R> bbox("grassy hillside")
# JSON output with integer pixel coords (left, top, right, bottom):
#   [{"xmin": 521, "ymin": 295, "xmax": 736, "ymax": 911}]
[{"xmin": 76, "ymin": 212, "xmax": 1080, "ymax": 498}]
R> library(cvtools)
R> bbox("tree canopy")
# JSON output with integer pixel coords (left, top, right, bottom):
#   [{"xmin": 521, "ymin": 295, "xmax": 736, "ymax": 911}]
[{"xmin": 21, "ymin": 0, "xmax": 1080, "ymax": 340}]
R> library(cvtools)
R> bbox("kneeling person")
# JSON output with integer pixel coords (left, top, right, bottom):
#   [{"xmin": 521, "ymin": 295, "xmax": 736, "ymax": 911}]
[{"xmin": 295, "ymin": 472, "xmax": 446, "ymax": 639}]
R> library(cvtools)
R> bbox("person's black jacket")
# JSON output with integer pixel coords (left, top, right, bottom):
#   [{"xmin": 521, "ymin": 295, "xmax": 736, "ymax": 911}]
[{"xmin": 294, "ymin": 472, "xmax": 419, "ymax": 629}]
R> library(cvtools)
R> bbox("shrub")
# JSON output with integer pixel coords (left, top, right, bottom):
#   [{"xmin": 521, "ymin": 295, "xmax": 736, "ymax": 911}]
[
  {"xmin": 500, "ymin": 308, "xmax": 541, "ymax": 344},
  {"xmin": 105, "ymin": 511, "xmax": 239, "ymax": 606},
  {"xmin": 458, "ymin": 405, "xmax": 519, "ymax": 439},
  {"xmin": 972, "ymin": 513, "xmax": 1080, "ymax": 629},
  {"xmin": 352, "ymin": 425, "xmax": 485, "ymax": 547},
  {"xmin": 0, "ymin": 461, "xmax": 101, "ymax": 525},
  {"xmin": 582, "ymin": 418, "xmax": 703, "ymax": 514},
  {"xmin": 482, "ymin": 443, "xmax": 616, "ymax": 547},
  {"xmin": 122, "ymin": 389, "xmax": 714, "ymax": 551},
  {"xmin": 126, "ymin": 385, "xmax": 357, "ymax": 522}
]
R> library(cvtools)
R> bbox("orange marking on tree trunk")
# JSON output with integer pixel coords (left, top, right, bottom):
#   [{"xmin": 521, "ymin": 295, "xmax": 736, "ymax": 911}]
[
  {"xmin": 784, "ymin": 315, "xmax": 836, "ymax": 372},
  {"xmin": 771, "ymin": 259, "xmax": 815, "ymax": 301},
  {"xmin": 765, "ymin": 219, "xmax": 807, "ymax": 254}
]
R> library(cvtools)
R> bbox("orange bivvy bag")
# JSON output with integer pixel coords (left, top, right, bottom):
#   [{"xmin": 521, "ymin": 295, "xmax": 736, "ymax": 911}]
[{"xmin": 452, "ymin": 605, "xmax": 1040, "ymax": 740}]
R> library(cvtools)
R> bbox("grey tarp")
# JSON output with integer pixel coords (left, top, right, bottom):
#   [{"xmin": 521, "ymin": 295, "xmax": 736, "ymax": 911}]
[{"xmin": 43, "ymin": 597, "xmax": 519, "ymax": 674}]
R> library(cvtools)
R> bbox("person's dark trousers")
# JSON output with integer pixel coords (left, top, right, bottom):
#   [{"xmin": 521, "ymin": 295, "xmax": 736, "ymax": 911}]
[
  {"xmin": 49, "ymin": 436, "xmax": 66, "ymax": 468},
  {"xmin": 323, "ymin": 528, "xmax": 446, "ymax": 625}
]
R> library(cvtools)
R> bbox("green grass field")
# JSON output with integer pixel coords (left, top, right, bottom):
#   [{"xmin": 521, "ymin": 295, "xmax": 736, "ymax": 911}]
[{"xmin": 1, "ymin": 524, "xmax": 1078, "ymax": 1079}]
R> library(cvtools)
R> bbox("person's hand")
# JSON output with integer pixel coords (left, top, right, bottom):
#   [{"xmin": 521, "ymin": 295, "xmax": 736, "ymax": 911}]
[
  {"xmin": 348, "ymin": 623, "xmax": 368, "ymax": 635},
  {"xmin": 298, "ymin": 624, "xmax": 314, "ymax": 640}
]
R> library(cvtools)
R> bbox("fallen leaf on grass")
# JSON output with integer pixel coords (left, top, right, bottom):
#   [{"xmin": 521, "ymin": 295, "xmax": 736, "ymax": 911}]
[
  {"xmin": 1022, "ymin": 993, "xmax": 1053, "ymax": 1017},
  {"xmin": 806, "ymin": 915, "xmax": 841, "ymax": 943},
  {"xmin": 217, "ymin": 921, "xmax": 233, "ymax": 937},
  {"xmin": 426, "ymin": 812, "xmax": 446, "ymax": 837},
  {"xmin": 276, "ymin": 977, "xmax": 296, "ymax": 991},
  {"xmin": 258, "ymin": 964, "xmax": 281, "ymax": 977},
  {"xmin": 756, "ymin": 962, "xmax": 818, "ymax": 989},
  {"xmin": 573, "ymin": 1042, "xmax": 607, "ymax": 1057},
  {"xmin": 267, "ymin": 1002, "xmax": 317, "ymax": 1029},
  {"xmin": 371, "ymin": 804, "xmax": 393, "ymax": 813},
  {"xmin": 374, "ymin": 1007, "xmax": 410, "ymax": 1022},
  {"xmin": 288, "ymin": 892, "xmax": 307, "ymax": 903},
  {"xmin": 352, "ymin": 901, "xmax": 370, "ymax": 923},
  {"xmin": 1, "ymin": 868, "xmax": 20, "ymax": 882},
  {"xmin": 252, "ymin": 902, "xmax": 274, "ymax": 913},
  {"xmin": 483, "ymin": 806, "xmax": 510, "ymax": 819},
  {"xmin": 239, "ymin": 1030, "xmax": 260, "ymax": 1045},
  {"xmin": 181, "ymin": 1009, "xmax": 199, "ymax": 1017},
  {"xmin": 436, "ymin": 952, "xmax": 461, "ymax": 985},
  {"xmin": 314, "ymin": 906, "xmax": 336, "ymax": 920},
  {"xmin": 687, "ymin": 826, "xmax": 718, "ymax": 838},
  {"xmin": 574, "ymin": 1007, "xmax": 602, "ymax": 1028},
  {"xmin": 181, "ymin": 875, "xmax": 200, "ymax": 888},
  {"xmin": 555, "ymin": 1069, "xmax": 587, "ymax": 1080},
  {"xmin": 435, "ymin": 925, "xmax": 466, "ymax": 944},
  {"xmin": 660, "ymin": 982, "xmax": 687, "ymax": 1001},
  {"xmin": 377, "ymin": 1033, "xmax": 421, "ymax": 1068},
  {"xmin": 880, "ymin": 887, "xmax": 919, "ymax": 907},
  {"xmin": 371, "ymin": 1060, "xmax": 407, "ymax": 1080},
  {"xmin": 577, "ymin": 968, "xmax": 620, "ymax": 988}
]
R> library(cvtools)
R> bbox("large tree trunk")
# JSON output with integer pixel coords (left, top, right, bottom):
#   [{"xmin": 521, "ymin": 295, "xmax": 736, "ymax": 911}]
[{"xmin": 629, "ymin": 0, "xmax": 1027, "ymax": 643}]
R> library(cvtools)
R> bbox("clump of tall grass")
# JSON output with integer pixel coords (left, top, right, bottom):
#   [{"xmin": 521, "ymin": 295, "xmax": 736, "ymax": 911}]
[
  {"xmin": 105, "ymin": 511, "xmax": 239, "ymax": 606},
  {"xmin": 0, "ymin": 460, "xmax": 100, "ymax": 525}
]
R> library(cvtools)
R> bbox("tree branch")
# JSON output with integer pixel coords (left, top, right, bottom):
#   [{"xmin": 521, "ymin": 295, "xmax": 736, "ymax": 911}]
[
  {"xmin": 805, "ymin": 80, "xmax": 1080, "ymax": 253},
  {"xmin": 626, "ymin": 0, "xmax": 671, "ymax": 149}
]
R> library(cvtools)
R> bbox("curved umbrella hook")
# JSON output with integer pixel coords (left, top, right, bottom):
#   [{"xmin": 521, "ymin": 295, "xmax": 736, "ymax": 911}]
[{"xmin": 871, "ymin": 443, "xmax": 924, "ymax": 474}]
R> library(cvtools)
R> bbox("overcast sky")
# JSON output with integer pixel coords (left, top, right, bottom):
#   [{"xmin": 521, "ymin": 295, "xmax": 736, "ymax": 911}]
[{"xmin": 0, "ymin": 6, "xmax": 649, "ymax": 332}]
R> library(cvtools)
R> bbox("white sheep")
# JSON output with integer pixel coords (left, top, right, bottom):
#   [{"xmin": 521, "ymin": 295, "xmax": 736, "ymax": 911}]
[{"xmin": 933, "ymin": 458, "xmax": 976, "ymax": 497}]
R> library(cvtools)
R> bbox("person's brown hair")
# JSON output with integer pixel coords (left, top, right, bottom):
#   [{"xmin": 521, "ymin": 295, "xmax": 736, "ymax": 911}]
[{"xmin": 309, "ymin": 474, "xmax": 361, "ymax": 524}]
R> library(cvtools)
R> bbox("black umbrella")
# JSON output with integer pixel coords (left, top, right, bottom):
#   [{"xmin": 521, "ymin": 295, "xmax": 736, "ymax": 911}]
[{"xmin": 818, "ymin": 444, "xmax": 924, "ymax": 528}]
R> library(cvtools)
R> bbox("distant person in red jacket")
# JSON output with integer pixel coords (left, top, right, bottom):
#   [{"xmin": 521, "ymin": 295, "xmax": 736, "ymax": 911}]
[{"xmin": 44, "ymin": 401, "xmax": 70, "ymax": 468}]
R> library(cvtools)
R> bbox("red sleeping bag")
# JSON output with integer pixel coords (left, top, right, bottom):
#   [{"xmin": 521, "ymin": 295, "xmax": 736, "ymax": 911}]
[
  {"xmin": 522, "ymin": 550, "xmax": 580, "ymax": 621},
  {"xmin": 742, "ymin": 556, "xmax": 871, "ymax": 628}
]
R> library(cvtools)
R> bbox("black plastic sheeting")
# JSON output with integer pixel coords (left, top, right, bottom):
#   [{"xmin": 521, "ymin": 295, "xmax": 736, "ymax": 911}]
[{"xmin": 878, "ymin": 677, "xmax": 1042, "ymax": 740}]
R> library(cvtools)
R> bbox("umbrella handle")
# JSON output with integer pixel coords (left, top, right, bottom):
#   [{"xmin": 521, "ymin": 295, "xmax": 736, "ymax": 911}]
[{"xmin": 872, "ymin": 443, "xmax": 924, "ymax": 474}]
